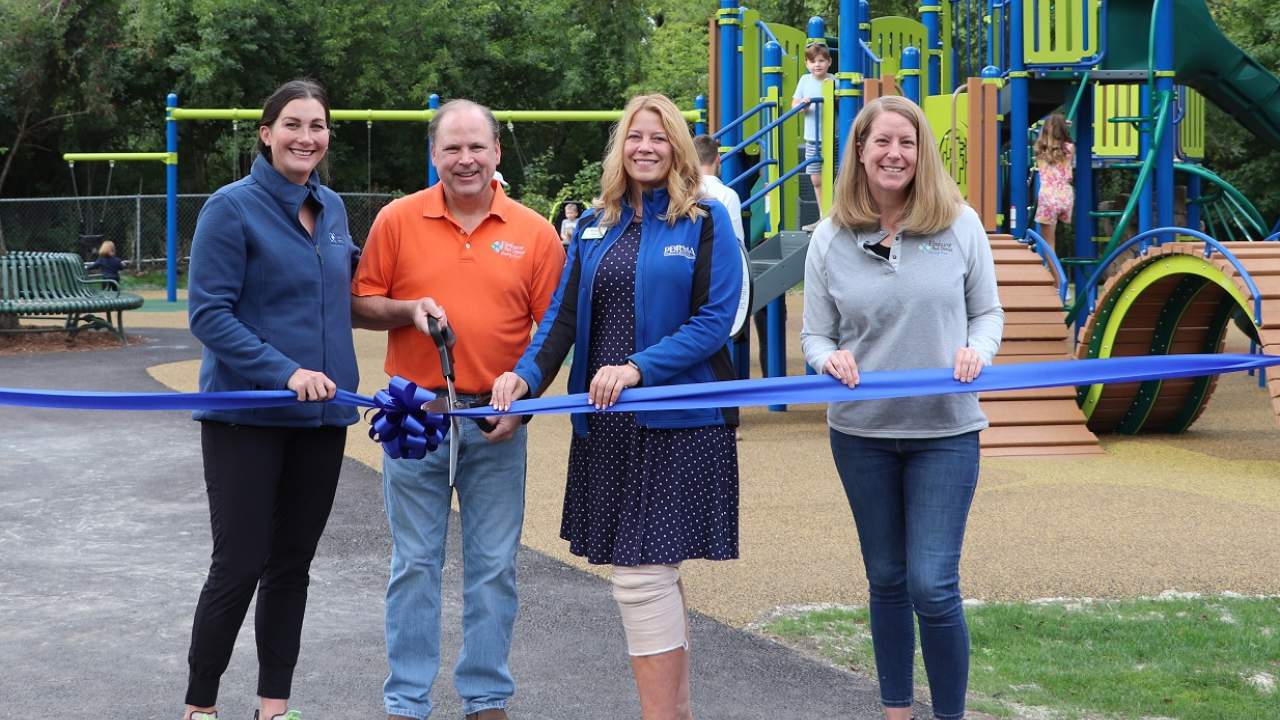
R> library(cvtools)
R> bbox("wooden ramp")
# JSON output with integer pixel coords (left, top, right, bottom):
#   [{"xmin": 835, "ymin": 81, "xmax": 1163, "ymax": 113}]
[
  {"xmin": 1074, "ymin": 241, "xmax": 1280, "ymax": 433},
  {"xmin": 980, "ymin": 235, "xmax": 1104, "ymax": 456}
]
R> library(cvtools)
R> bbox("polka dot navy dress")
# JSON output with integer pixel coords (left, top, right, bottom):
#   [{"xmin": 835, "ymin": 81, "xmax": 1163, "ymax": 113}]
[{"xmin": 562, "ymin": 220, "xmax": 740, "ymax": 567}]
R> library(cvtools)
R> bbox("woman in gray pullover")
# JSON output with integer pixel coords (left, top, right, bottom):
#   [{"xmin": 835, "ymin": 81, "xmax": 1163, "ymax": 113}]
[{"xmin": 801, "ymin": 96, "xmax": 1003, "ymax": 720}]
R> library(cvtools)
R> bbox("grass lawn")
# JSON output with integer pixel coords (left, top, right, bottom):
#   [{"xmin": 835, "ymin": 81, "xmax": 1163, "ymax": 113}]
[
  {"xmin": 762, "ymin": 595, "xmax": 1280, "ymax": 719},
  {"xmin": 120, "ymin": 269, "xmax": 187, "ymax": 290}
]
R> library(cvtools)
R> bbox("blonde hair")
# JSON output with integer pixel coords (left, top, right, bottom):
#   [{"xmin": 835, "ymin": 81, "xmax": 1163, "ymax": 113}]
[
  {"xmin": 98, "ymin": 240, "xmax": 116, "ymax": 257},
  {"xmin": 593, "ymin": 94, "xmax": 705, "ymax": 228},
  {"xmin": 831, "ymin": 96, "xmax": 963, "ymax": 235},
  {"xmin": 1035, "ymin": 114, "xmax": 1072, "ymax": 167}
]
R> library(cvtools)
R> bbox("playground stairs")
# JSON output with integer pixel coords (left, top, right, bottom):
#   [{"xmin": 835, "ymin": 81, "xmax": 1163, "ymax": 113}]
[
  {"xmin": 1073, "ymin": 241, "xmax": 1280, "ymax": 433},
  {"xmin": 749, "ymin": 230, "xmax": 809, "ymax": 315},
  {"xmin": 981, "ymin": 234, "xmax": 1105, "ymax": 457}
]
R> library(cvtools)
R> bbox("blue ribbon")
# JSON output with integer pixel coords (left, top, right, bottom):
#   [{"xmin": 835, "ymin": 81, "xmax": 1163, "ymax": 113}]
[
  {"xmin": 449, "ymin": 353, "xmax": 1280, "ymax": 418},
  {"xmin": 3, "ymin": 354, "xmax": 1278, "ymax": 456},
  {"xmin": 366, "ymin": 377, "xmax": 447, "ymax": 460}
]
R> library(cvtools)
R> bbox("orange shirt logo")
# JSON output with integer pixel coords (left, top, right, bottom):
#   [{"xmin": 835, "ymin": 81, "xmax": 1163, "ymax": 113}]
[{"xmin": 489, "ymin": 240, "xmax": 526, "ymax": 259}]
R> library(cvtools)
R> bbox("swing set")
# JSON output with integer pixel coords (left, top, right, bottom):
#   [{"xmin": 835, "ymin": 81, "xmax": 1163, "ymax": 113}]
[{"xmin": 66, "ymin": 92, "xmax": 705, "ymax": 302}]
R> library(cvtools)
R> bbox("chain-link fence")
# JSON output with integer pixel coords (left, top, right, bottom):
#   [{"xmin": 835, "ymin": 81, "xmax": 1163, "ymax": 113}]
[{"xmin": 0, "ymin": 193, "xmax": 397, "ymax": 269}]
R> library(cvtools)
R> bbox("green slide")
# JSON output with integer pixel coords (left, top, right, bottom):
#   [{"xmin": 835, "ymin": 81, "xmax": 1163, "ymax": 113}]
[{"xmin": 1103, "ymin": 0, "xmax": 1280, "ymax": 149}]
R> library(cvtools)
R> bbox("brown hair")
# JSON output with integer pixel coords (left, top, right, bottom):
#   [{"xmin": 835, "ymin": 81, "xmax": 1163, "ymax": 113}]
[
  {"xmin": 692, "ymin": 134, "xmax": 720, "ymax": 167},
  {"xmin": 805, "ymin": 43, "xmax": 832, "ymax": 62},
  {"xmin": 830, "ymin": 96, "xmax": 964, "ymax": 235},
  {"xmin": 1035, "ymin": 114, "xmax": 1072, "ymax": 167}
]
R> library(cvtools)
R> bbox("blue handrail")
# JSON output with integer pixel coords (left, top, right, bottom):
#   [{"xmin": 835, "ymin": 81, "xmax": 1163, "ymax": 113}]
[
  {"xmin": 727, "ymin": 157, "xmax": 777, "ymax": 190},
  {"xmin": 713, "ymin": 101, "xmax": 774, "ymax": 141},
  {"xmin": 721, "ymin": 99, "xmax": 817, "ymax": 162},
  {"xmin": 859, "ymin": 40, "xmax": 882, "ymax": 65},
  {"xmin": 1065, "ymin": 226, "xmax": 1264, "ymax": 327},
  {"xmin": 1265, "ymin": 231, "xmax": 1280, "ymax": 242},
  {"xmin": 744, "ymin": 157, "xmax": 817, "ymax": 208},
  {"xmin": 755, "ymin": 20, "xmax": 781, "ymax": 48},
  {"xmin": 1020, "ymin": 228, "xmax": 1069, "ymax": 306}
]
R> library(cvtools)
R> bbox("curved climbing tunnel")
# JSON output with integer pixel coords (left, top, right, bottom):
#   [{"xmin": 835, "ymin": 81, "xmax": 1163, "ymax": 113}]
[{"xmin": 1073, "ymin": 241, "xmax": 1280, "ymax": 433}]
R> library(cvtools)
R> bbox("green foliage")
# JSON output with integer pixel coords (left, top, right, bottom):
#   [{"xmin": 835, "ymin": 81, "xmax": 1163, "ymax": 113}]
[{"xmin": 765, "ymin": 596, "xmax": 1280, "ymax": 720}]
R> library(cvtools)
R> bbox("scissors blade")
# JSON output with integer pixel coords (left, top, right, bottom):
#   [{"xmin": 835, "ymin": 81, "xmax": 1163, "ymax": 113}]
[{"xmin": 446, "ymin": 380, "xmax": 459, "ymax": 487}]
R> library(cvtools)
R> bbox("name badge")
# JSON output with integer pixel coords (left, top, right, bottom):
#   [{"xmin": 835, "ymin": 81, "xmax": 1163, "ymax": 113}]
[{"xmin": 582, "ymin": 226, "xmax": 605, "ymax": 240}]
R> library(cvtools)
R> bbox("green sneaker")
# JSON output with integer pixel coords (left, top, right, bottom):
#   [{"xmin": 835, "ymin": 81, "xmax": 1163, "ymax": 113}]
[
  {"xmin": 252, "ymin": 712, "xmax": 300, "ymax": 720},
  {"xmin": 187, "ymin": 713, "xmax": 218, "ymax": 720}
]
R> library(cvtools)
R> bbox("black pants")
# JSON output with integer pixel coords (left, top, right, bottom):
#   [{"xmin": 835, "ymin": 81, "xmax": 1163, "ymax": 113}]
[
  {"xmin": 752, "ymin": 301, "xmax": 788, "ymax": 376},
  {"xmin": 185, "ymin": 421, "xmax": 346, "ymax": 706}
]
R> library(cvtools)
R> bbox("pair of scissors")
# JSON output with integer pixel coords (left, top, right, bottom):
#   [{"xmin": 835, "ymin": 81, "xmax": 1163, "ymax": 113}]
[{"xmin": 425, "ymin": 316, "xmax": 495, "ymax": 486}]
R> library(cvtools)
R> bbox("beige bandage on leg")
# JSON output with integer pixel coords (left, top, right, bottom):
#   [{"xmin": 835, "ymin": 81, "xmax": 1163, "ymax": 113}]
[{"xmin": 611, "ymin": 564, "xmax": 688, "ymax": 656}]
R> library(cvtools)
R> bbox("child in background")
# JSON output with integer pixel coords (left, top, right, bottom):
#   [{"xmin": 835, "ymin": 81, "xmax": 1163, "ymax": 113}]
[
  {"xmin": 1034, "ymin": 114, "xmax": 1074, "ymax": 246},
  {"xmin": 87, "ymin": 240, "xmax": 125, "ymax": 286},
  {"xmin": 792, "ymin": 42, "xmax": 833, "ymax": 223},
  {"xmin": 560, "ymin": 201, "xmax": 580, "ymax": 245}
]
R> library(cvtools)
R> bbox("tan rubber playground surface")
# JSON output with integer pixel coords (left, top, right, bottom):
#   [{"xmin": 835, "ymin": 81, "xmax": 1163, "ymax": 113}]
[{"xmin": 138, "ymin": 292, "xmax": 1280, "ymax": 627}]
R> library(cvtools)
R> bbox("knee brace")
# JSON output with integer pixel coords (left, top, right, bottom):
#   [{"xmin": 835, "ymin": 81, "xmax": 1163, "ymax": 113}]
[{"xmin": 611, "ymin": 564, "xmax": 687, "ymax": 656}]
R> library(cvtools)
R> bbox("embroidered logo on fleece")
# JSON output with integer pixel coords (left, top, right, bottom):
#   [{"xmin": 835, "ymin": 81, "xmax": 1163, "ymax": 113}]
[
  {"xmin": 918, "ymin": 239, "xmax": 954, "ymax": 255},
  {"xmin": 490, "ymin": 240, "xmax": 527, "ymax": 259},
  {"xmin": 664, "ymin": 244, "xmax": 696, "ymax": 260},
  {"xmin": 328, "ymin": 232, "xmax": 350, "ymax": 246}
]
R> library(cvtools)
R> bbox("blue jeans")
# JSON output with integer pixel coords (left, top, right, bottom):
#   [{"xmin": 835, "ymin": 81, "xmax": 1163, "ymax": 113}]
[
  {"xmin": 829, "ymin": 429, "xmax": 979, "ymax": 720},
  {"xmin": 382, "ymin": 416, "xmax": 527, "ymax": 719}
]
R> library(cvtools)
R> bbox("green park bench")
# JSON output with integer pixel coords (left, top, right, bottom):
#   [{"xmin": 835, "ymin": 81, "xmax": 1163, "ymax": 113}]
[{"xmin": 0, "ymin": 251, "xmax": 145, "ymax": 345}]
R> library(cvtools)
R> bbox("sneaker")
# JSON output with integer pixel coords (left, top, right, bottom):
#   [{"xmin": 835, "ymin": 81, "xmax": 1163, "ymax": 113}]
[
  {"xmin": 801, "ymin": 221, "xmax": 819, "ymax": 231},
  {"xmin": 465, "ymin": 710, "xmax": 509, "ymax": 720},
  {"xmin": 253, "ymin": 712, "xmax": 301, "ymax": 720},
  {"xmin": 187, "ymin": 713, "xmax": 218, "ymax": 720}
]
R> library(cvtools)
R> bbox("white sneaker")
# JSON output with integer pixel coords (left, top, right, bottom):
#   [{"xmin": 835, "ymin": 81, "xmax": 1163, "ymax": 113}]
[{"xmin": 801, "ymin": 221, "xmax": 819, "ymax": 231}]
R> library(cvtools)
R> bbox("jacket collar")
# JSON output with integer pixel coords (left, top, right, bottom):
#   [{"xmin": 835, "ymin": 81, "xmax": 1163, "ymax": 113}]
[
  {"xmin": 621, "ymin": 186, "xmax": 671, "ymax": 219},
  {"xmin": 250, "ymin": 154, "xmax": 323, "ymax": 213}
]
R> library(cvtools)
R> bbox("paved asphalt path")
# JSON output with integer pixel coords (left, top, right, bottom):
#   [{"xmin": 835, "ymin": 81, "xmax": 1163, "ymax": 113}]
[{"xmin": 0, "ymin": 328, "xmax": 913, "ymax": 719}]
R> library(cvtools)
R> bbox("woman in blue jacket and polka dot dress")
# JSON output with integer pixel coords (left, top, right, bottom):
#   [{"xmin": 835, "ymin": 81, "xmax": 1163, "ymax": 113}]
[{"xmin": 491, "ymin": 93, "xmax": 743, "ymax": 720}]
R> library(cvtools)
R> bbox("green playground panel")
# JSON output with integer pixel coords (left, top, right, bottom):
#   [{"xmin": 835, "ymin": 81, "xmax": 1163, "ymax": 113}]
[
  {"xmin": 869, "ymin": 16, "xmax": 930, "ymax": 92},
  {"xmin": 1093, "ymin": 84, "xmax": 1140, "ymax": 158},
  {"xmin": 923, "ymin": 93, "xmax": 970, "ymax": 195},
  {"xmin": 1023, "ymin": 0, "xmax": 1101, "ymax": 66},
  {"xmin": 1179, "ymin": 87, "xmax": 1205, "ymax": 160}
]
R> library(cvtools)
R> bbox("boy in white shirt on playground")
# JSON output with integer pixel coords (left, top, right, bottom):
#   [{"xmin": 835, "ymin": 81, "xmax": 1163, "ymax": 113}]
[{"xmin": 792, "ymin": 42, "xmax": 833, "ymax": 225}]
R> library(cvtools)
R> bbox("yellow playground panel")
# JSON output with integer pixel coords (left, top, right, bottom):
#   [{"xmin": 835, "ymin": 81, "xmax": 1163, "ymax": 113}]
[
  {"xmin": 1023, "ymin": 0, "xmax": 1102, "ymax": 65},
  {"xmin": 924, "ymin": 93, "xmax": 970, "ymax": 195},
  {"xmin": 868, "ymin": 16, "xmax": 931, "ymax": 95},
  {"xmin": 1094, "ymin": 84, "xmax": 1141, "ymax": 158},
  {"xmin": 1179, "ymin": 87, "xmax": 1205, "ymax": 160}
]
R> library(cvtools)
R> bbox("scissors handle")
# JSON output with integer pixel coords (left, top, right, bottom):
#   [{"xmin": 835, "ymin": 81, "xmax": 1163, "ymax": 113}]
[{"xmin": 426, "ymin": 315, "xmax": 456, "ymax": 379}]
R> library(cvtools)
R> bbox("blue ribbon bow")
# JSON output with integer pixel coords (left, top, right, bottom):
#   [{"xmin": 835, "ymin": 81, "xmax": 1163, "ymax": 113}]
[{"xmin": 366, "ymin": 377, "xmax": 447, "ymax": 460}]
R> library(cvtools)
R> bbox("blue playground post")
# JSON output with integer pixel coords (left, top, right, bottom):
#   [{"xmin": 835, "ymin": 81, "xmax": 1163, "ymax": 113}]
[
  {"xmin": 761, "ymin": 39, "xmax": 788, "ymax": 409},
  {"xmin": 1187, "ymin": 174, "xmax": 1202, "ymax": 232},
  {"xmin": 1073, "ymin": 80, "xmax": 1096, "ymax": 294},
  {"xmin": 836, "ymin": 0, "xmax": 860, "ymax": 165},
  {"xmin": 902, "ymin": 47, "xmax": 922, "ymax": 104},
  {"xmin": 921, "ymin": 0, "xmax": 942, "ymax": 96},
  {"xmin": 694, "ymin": 95, "xmax": 707, "ymax": 135},
  {"xmin": 1154, "ymin": 0, "xmax": 1175, "ymax": 243},
  {"xmin": 718, "ymin": 0, "xmax": 743, "ymax": 193},
  {"xmin": 427, "ymin": 93, "xmax": 439, "ymax": 187},
  {"xmin": 858, "ymin": 0, "xmax": 872, "ymax": 78},
  {"xmin": 807, "ymin": 15, "xmax": 825, "ymax": 44},
  {"xmin": 165, "ymin": 93, "xmax": 178, "ymax": 303},
  {"xmin": 1008, "ymin": 0, "xmax": 1028, "ymax": 237}
]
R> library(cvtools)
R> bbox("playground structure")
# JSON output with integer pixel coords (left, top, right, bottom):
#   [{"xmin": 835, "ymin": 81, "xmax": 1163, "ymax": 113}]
[{"xmin": 709, "ymin": 0, "xmax": 1280, "ymax": 455}]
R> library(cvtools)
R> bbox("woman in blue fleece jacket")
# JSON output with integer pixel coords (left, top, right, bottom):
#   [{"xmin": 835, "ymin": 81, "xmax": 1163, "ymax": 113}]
[
  {"xmin": 490, "ymin": 94, "xmax": 742, "ymax": 720},
  {"xmin": 182, "ymin": 79, "xmax": 360, "ymax": 720}
]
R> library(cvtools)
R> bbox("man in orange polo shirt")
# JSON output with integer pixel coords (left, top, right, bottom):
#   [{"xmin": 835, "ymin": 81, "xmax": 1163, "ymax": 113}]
[{"xmin": 351, "ymin": 99, "xmax": 564, "ymax": 720}]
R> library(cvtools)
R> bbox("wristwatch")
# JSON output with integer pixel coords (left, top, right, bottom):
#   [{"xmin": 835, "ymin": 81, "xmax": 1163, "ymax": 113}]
[{"xmin": 625, "ymin": 359, "xmax": 643, "ymax": 385}]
